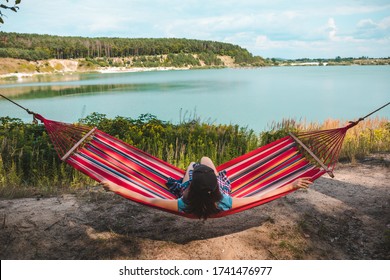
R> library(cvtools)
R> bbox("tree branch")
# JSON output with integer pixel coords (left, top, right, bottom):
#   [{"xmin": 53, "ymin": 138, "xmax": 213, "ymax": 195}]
[{"xmin": 0, "ymin": 0, "xmax": 21, "ymax": 25}]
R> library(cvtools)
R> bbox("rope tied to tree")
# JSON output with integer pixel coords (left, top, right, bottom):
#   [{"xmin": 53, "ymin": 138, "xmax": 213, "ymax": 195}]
[{"xmin": 0, "ymin": 93, "xmax": 46, "ymax": 123}]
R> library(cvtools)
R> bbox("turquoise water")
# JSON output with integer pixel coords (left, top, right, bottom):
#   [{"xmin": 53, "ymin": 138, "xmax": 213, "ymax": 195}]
[{"xmin": 0, "ymin": 66, "xmax": 389, "ymax": 132}]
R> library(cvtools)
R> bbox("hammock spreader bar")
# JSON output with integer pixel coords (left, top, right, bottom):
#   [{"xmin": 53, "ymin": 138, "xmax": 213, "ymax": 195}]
[
  {"xmin": 61, "ymin": 127, "xmax": 97, "ymax": 161},
  {"xmin": 288, "ymin": 132, "xmax": 334, "ymax": 178}
]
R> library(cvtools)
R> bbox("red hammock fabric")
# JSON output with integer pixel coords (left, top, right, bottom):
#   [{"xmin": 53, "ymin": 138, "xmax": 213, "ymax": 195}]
[{"xmin": 33, "ymin": 114, "xmax": 355, "ymax": 218}]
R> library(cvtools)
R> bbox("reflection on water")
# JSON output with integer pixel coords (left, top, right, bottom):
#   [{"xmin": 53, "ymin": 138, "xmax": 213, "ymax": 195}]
[
  {"xmin": 0, "ymin": 72, "xmax": 86, "ymax": 85},
  {"xmin": 0, "ymin": 82, "xmax": 194, "ymax": 100},
  {"xmin": 0, "ymin": 67, "xmax": 389, "ymax": 132}
]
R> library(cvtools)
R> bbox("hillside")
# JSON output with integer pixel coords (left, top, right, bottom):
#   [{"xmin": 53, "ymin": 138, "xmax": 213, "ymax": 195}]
[
  {"xmin": 0, "ymin": 32, "xmax": 266, "ymax": 75},
  {"xmin": 0, "ymin": 55, "xmax": 245, "ymax": 76}
]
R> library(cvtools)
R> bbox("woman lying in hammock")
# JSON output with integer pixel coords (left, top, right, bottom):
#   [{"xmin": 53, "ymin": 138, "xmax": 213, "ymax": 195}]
[{"xmin": 102, "ymin": 156, "xmax": 312, "ymax": 219}]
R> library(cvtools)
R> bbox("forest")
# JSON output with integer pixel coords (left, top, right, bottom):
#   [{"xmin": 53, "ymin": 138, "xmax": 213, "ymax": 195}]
[{"xmin": 0, "ymin": 31, "xmax": 265, "ymax": 66}]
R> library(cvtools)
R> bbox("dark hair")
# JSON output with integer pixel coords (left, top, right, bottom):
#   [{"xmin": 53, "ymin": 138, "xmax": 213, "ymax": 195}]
[{"xmin": 185, "ymin": 164, "xmax": 222, "ymax": 219}]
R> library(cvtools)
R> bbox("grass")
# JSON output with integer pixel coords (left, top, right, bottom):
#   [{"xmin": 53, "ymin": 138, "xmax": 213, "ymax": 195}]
[
  {"xmin": 267, "ymin": 224, "xmax": 311, "ymax": 259},
  {"xmin": 278, "ymin": 240, "xmax": 307, "ymax": 259},
  {"xmin": 262, "ymin": 117, "xmax": 390, "ymax": 163}
]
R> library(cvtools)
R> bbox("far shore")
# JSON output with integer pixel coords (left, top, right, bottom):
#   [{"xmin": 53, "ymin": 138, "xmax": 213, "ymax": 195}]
[
  {"xmin": 2, "ymin": 63, "xmax": 388, "ymax": 81},
  {"xmin": 1, "ymin": 56, "xmax": 389, "ymax": 81},
  {"xmin": 0, "ymin": 56, "xmax": 236, "ymax": 80}
]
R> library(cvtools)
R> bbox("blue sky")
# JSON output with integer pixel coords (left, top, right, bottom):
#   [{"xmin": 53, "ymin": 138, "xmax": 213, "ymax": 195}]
[{"xmin": 1, "ymin": 0, "xmax": 390, "ymax": 58}]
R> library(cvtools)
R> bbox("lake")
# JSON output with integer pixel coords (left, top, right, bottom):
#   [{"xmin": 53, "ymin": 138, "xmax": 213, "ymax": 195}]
[{"xmin": 0, "ymin": 66, "xmax": 389, "ymax": 132}]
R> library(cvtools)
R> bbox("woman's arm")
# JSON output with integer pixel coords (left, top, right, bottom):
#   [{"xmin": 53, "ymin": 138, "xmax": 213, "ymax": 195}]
[
  {"xmin": 232, "ymin": 177, "xmax": 313, "ymax": 209},
  {"xmin": 200, "ymin": 156, "xmax": 219, "ymax": 175},
  {"xmin": 101, "ymin": 180, "xmax": 178, "ymax": 212}
]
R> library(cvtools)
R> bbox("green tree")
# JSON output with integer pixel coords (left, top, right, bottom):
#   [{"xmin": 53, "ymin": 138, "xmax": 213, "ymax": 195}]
[
  {"xmin": 0, "ymin": 32, "xmax": 266, "ymax": 66},
  {"xmin": 0, "ymin": 0, "xmax": 21, "ymax": 24}
]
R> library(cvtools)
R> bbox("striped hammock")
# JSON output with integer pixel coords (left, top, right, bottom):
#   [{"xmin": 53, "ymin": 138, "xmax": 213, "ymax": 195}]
[{"xmin": 33, "ymin": 113, "xmax": 358, "ymax": 218}]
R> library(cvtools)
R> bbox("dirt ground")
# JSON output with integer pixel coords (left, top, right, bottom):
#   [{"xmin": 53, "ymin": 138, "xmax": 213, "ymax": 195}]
[{"xmin": 1, "ymin": 154, "xmax": 389, "ymax": 260}]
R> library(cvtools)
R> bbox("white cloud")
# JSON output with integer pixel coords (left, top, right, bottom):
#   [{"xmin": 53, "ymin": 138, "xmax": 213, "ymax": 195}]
[
  {"xmin": 327, "ymin": 18, "xmax": 338, "ymax": 40},
  {"xmin": 379, "ymin": 16, "xmax": 390, "ymax": 29},
  {"xmin": 332, "ymin": 4, "xmax": 390, "ymax": 16},
  {"xmin": 254, "ymin": 35, "xmax": 285, "ymax": 50},
  {"xmin": 357, "ymin": 19, "xmax": 378, "ymax": 29},
  {"xmin": 354, "ymin": 16, "xmax": 390, "ymax": 40},
  {"xmin": 2, "ymin": 0, "xmax": 390, "ymax": 58}
]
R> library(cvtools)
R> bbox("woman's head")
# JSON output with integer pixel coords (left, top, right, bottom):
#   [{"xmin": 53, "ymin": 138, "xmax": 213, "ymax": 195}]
[{"xmin": 185, "ymin": 164, "xmax": 222, "ymax": 219}]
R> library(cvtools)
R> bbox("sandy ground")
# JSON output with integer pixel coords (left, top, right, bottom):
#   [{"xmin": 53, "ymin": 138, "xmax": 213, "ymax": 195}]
[{"xmin": 0, "ymin": 154, "xmax": 389, "ymax": 260}]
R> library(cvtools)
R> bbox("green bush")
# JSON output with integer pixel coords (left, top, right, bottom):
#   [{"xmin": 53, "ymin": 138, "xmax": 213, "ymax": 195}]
[
  {"xmin": 1, "ymin": 114, "xmax": 388, "ymax": 198},
  {"xmin": 0, "ymin": 114, "xmax": 259, "ymax": 197}
]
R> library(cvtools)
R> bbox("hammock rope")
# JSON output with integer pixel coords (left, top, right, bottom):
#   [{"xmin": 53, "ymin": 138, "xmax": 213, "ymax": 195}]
[{"xmin": 1, "ymin": 93, "xmax": 389, "ymax": 218}]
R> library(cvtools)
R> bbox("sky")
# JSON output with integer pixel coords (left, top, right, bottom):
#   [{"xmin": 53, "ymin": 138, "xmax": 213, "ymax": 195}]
[{"xmin": 1, "ymin": 0, "xmax": 390, "ymax": 59}]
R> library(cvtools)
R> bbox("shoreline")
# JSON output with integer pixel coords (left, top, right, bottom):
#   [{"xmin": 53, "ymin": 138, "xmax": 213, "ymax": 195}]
[
  {"xmin": 97, "ymin": 66, "xmax": 190, "ymax": 74},
  {"xmin": 0, "ymin": 66, "xmax": 192, "ymax": 80},
  {"xmin": 0, "ymin": 56, "xmax": 236, "ymax": 80},
  {"xmin": 2, "ymin": 63, "xmax": 389, "ymax": 81},
  {"xmin": 1, "ymin": 58, "xmax": 389, "ymax": 81}
]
